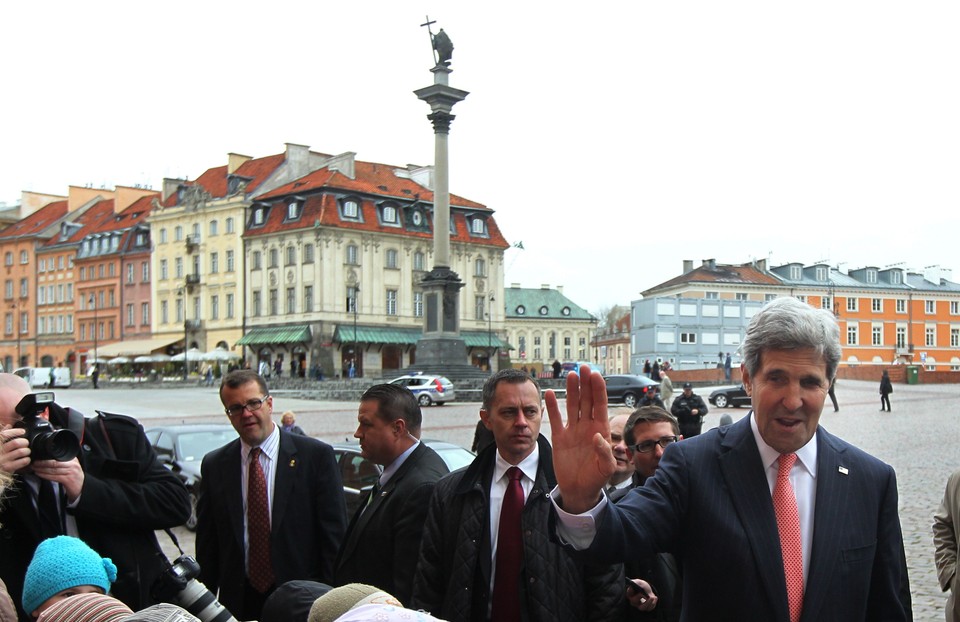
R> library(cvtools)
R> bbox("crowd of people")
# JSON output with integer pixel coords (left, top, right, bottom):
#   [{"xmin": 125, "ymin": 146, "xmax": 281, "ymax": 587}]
[{"xmin": 0, "ymin": 296, "xmax": 955, "ymax": 621}]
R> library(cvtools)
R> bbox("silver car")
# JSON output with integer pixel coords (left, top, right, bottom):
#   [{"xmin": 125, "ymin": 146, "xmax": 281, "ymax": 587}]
[{"xmin": 389, "ymin": 373, "xmax": 456, "ymax": 406}]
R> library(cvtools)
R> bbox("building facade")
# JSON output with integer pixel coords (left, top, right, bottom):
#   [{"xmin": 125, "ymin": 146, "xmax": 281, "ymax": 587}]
[{"xmin": 503, "ymin": 285, "xmax": 595, "ymax": 374}]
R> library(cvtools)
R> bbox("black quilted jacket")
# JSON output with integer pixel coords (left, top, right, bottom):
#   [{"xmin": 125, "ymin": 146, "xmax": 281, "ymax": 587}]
[{"xmin": 411, "ymin": 435, "xmax": 623, "ymax": 622}]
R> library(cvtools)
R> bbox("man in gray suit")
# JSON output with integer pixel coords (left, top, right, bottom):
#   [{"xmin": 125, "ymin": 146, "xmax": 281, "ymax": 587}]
[
  {"xmin": 547, "ymin": 297, "xmax": 911, "ymax": 621},
  {"xmin": 334, "ymin": 383, "xmax": 448, "ymax": 605}
]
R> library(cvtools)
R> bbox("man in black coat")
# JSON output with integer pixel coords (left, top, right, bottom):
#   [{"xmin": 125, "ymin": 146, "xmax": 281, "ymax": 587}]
[
  {"xmin": 670, "ymin": 382, "xmax": 708, "ymax": 438},
  {"xmin": 334, "ymin": 384, "xmax": 448, "ymax": 605},
  {"xmin": 197, "ymin": 370, "xmax": 346, "ymax": 621},
  {"xmin": 0, "ymin": 373, "xmax": 191, "ymax": 621},
  {"xmin": 411, "ymin": 369, "xmax": 622, "ymax": 622}
]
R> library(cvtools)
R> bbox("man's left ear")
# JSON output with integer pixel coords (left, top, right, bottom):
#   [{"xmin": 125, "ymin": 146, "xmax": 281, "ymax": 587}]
[{"xmin": 741, "ymin": 364, "xmax": 752, "ymax": 396}]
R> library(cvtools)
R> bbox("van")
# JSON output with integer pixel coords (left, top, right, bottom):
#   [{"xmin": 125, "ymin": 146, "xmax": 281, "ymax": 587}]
[{"xmin": 13, "ymin": 367, "xmax": 72, "ymax": 389}]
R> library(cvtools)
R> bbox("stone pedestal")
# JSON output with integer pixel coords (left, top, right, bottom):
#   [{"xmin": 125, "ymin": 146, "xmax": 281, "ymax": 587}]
[{"xmin": 416, "ymin": 266, "xmax": 466, "ymax": 367}]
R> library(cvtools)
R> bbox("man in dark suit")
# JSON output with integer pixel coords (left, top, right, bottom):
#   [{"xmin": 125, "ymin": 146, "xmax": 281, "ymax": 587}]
[
  {"xmin": 334, "ymin": 384, "xmax": 448, "ymax": 605},
  {"xmin": 0, "ymin": 373, "xmax": 191, "ymax": 621},
  {"xmin": 547, "ymin": 297, "xmax": 912, "ymax": 621},
  {"xmin": 197, "ymin": 370, "xmax": 346, "ymax": 621}
]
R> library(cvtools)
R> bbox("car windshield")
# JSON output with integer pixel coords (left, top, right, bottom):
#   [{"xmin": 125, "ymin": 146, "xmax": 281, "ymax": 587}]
[
  {"xmin": 434, "ymin": 446, "xmax": 475, "ymax": 471},
  {"xmin": 177, "ymin": 430, "xmax": 235, "ymax": 461}
]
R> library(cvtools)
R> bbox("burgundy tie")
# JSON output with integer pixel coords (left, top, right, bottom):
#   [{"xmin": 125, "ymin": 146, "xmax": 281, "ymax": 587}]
[
  {"xmin": 491, "ymin": 466, "xmax": 524, "ymax": 622},
  {"xmin": 247, "ymin": 447, "xmax": 274, "ymax": 593},
  {"xmin": 774, "ymin": 453, "xmax": 803, "ymax": 622}
]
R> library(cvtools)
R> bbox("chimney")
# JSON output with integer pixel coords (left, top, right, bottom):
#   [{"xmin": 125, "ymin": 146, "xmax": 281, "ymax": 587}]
[
  {"xmin": 283, "ymin": 143, "xmax": 311, "ymax": 178},
  {"xmin": 162, "ymin": 178, "xmax": 182, "ymax": 202},
  {"xmin": 541, "ymin": 284, "xmax": 550, "ymax": 290},
  {"xmin": 324, "ymin": 151, "xmax": 356, "ymax": 180},
  {"xmin": 756, "ymin": 258, "xmax": 767, "ymax": 271},
  {"xmin": 510, "ymin": 283, "xmax": 520, "ymax": 289},
  {"xmin": 228, "ymin": 153, "xmax": 253, "ymax": 175},
  {"xmin": 923, "ymin": 265, "xmax": 943, "ymax": 284},
  {"xmin": 557, "ymin": 285, "xmax": 564, "ymax": 294},
  {"xmin": 683, "ymin": 260, "xmax": 693, "ymax": 274},
  {"xmin": 702, "ymin": 258, "xmax": 716, "ymax": 270}
]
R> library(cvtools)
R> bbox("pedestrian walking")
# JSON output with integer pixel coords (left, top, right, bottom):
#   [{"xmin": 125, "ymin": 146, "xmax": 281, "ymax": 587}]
[{"xmin": 880, "ymin": 370, "xmax": 893, "ymax": 412}]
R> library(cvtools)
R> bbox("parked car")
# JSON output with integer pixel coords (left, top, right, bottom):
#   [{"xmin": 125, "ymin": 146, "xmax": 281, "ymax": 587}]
[
  {"xmin": 603, "ymin": 374, "xmax": 659, "ymax": 408},
  {"xmin": 144, "ymin": 424, "xmax": 238, "ymax": 531},
  {"xmin": 330, "ymin": 439, "xmax": 476, "ymax": 518},
  {"xmin": 14, "ymin": 366, "xmax": 72, "ymax": 388},
  {"xmin": 708, "ymin": 384, "xmax": 751, "ymax": 408},
  {"xmin": 388, "ymin": 373, "xmax": 456, "ymax": 406}
]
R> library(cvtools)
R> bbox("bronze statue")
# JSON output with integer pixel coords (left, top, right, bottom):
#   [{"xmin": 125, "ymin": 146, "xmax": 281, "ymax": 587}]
[{"xmin": 432, "ymin": 28, "xmax": 453, "ymax": 66}]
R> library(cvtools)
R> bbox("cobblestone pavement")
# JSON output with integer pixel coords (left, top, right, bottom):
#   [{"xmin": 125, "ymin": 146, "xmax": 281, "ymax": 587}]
[{"xmin": 60, "ymin": 378, "xmax": 958, "ymax": 620}]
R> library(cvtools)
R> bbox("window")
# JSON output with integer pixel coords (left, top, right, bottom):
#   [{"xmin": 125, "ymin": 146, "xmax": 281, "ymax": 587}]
[
  {"xmin": 815, "ymin": 266, "xmax": 828, "ymax": 281},
  {"xmin": 19, "ymin": 278, "xmax": 27, "ymax": 298},
  {"xmin": 4, "ymin": 280, "xmax": 12, "ymax": 300},
  {"xmin": 252, "ymin": 291, "xmax": 262, "ymax": 316},
  {"xmin": 413, "ymin": 251, "xmax": 425, "ymax": 271},
  {"xmin": 872, "ymin": 324, "xmax": 882, "ymax": 346},
  {"xmin": 108, "ymin": 263, "xmax": 115, "ymax": 277},
  {"xmin": 926, "ymin": 325, "xmax": 936, "ymax": 347},
  {"xmin": 303, "ymin": 244, "xmax": 314, "ymax": 263},
  {"xmin": 141, "ymin": 302, "xmax": 149, "ymax": 325},
  {"xmin": 142, "ymin": 261, "xmax": 149, "ymax": 282},
  {"xmin": 38, "ymin": 288, "xmax": 45, "ymax": 305},
  {"xmin": 126, "ymin": 264, "xmax": 134, "ymax": 284},
  {"xmin": 192, "ymin": 223, "xmax": 200, "ymax": 237},
  {"xmin": 286, "ymin": 288, "xmax": 295, "ymax": 314},
  {"xmin": 19, "ymin": 251, "xmax": 27, "ymax": 265},
  {"xmin": 847, "ymin": 324, "xmax": 858, "ymax": 345},
  {"xmin": 475, "ymin": 258, "xmax": 486, "ymax": 277},
  {"xmin": 413, "ymin": 292, "xmax": 423, "ymax": 317},
  {"xmin": 789, "ymin": 266, "xmax": 802, "ymax": 280},
  {"xmin": 252, "ymin": 251, "xmax": 262, "ymax": 270},
  {"xmin": 846, "ymin": 298, "xmax": 858, "ymax": 312},
  {"xmin": 735, "ymin": 293, "xmax": 748, "ymax": 301},
  {"xmin": 285, "ymin": 246, "xmax": 296, "ymax": 266},
  {"xmin": 795, "ymin": 295, "xmax": 807, "ymax": 304},
  {"xmin": 209, "ymin": 220, "xmax": 218, "ymax": 236},
  {"xmin": 211, "ymin": 295, "xmax": 219, "ymax": 320},
  {"xmin": 126, "ymin": 304, "xmax": 134, "ymax": 326},
  {"xmin": 475, "ymin": 296, "xmax": 485, "ymax": 320},
  {"xmin": 175, "ymin": 297, "xmax": 183, "ymax": 323},
  {"xmin": 304, "ymin": 286, "xmax": 313, "ymax": 312},
  {"xmin": 680, "ymin": 332, "xmax": 697, "ymax": 344},
  {"xmin": 79, "ymin": 267, "xmax": 85, "ymax": 281},
  {"xmin": 265, "ymin": 248, "xmax": 276, "ymax": 268},
  {"xmin": 346, "ymin": 244, "xmax": 358, "ymax": 265},
  {"xmin": 821, "ymin": 296, "xmax": 832, "ymax": 311},
  {"xmin": 382, "ymin": 205, "xmax": 397, "ymax": 224},
  {"xmin": 951, "ymin": 327, "xmax": 959, "ymax": 348},
  {"xmin": 174, "ymin": 226, "xmax": 183, "ymax": 242},
  {"xmin": 159, "ymin": 229, "xmax": 167, "ymax": 244},
  {"xmin": 765, "ymin": 294, "xmax": 776, "ymax": 301},
  {"xmin": 386, "ymin": 249, "xmax": 398, "ymax": 269},
  {"xmin": 386, "ymin": 290, "xmax": 398, "ymax": 316},
  {"xmin": 952, "ymin": 301, "xmax": 960, "ymax": 315},
  {"xmin": 283, "ymin": 201, "xmax": 302, "ymax": 220},
  {"xmin": 705, "ymin": 292, "xmax": 719, "ymax": 300},
  {"xmin": 99, "ymin": 264, "xmax": 105, "ymax": 278},
  {"xmin": 210, "ymin": 252, "xmax": 219, "ymax": 274},
  {"xmin": 343, "ymin": 199, "xmax": 359, "ymax": 218},
  {"xmin": 252, "ymin": 207, "xmax": 265, "ymax": 226},
  {"xmin": 866, "ymin": 270, "xmax": 877, "ymax": 284},
  {"xmin": 161, "ymin": 300, "xmax": 168, "ymax": 324},
  {"xmin": 269, "ymin": 289, "xmax": 278, "ymax": 315},
  {"xmin": 175, "ymin": 258, "xmax": 183, "ymax": 279},
  {"xmin": 896, "ymin": 299, "xmax": 906, "ymax": 314},
  {"xmin": 226, "ymin": 293, "xmax": 234, "ymax": 319},
  {"xmin": 872, "ymin": 298, "xmax": 882, "ymax": 313},
  {"xmin": 224, "ymin": 250, "xmax": 234, "ymax": 272},
  {"xmin": 891, "ymin": 271, "xmax": 902, "ymax": 284},
  {"xmin": 470, "ymin": 217, "xmax": 484, "ymax": 234},
  {"xmin": 160, "ymin": 259, "xmax": 168, "ymax": 280},
  {"xmin": 896, "ymin": 326, "xmax": 907, "ymax": 348},
  {"xmin": 3, "ymin": 253, "xmax": 10, "ymax": 266},
  {"xmin": 926, "ymin": 300, "xmax": 936, "ymax": 314},
  {"xmin": 225, "ymin": 217, "xmax": 235, "ymax": 233},
  {"xmin": 346, "ymin": 286, "xmax": 359, "ymax": 313}
]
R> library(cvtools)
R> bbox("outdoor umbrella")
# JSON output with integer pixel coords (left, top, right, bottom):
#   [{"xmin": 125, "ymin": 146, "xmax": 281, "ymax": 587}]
[
  {"xmin": 108, "ymin": 357, "xmax": 131, "ymax": 365},
  {"xmin": 170, "ymin": 348, "xmax": 205, "ymax": 362},
  {"xmin": 203, "ymin": 348, "xmax": 240, "ymax": 361}
]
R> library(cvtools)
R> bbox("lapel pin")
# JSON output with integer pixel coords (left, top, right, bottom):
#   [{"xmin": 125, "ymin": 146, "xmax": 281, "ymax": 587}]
[
  {"xmin": 838, "ymin": 466, "xmax": 848, "ymax": 475},
  {"xmin": 289, "ymin": 459, "xmax": 296, "ymax": 467}
]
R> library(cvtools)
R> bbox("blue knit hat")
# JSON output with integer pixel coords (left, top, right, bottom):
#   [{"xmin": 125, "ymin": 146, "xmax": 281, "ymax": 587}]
[{"xmin": 23, "ymin": 536, "xmax": 118, "ymax": 615}]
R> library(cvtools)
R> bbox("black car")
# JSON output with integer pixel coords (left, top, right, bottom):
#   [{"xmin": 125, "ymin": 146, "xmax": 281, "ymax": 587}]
[
  {"xmin": 708, "ymin": 384, "xmax": 751, "ymax": 408},
  {"xmin": 603, "ymin": 375, "xmax": 659, "ymax": 408},
  {"xmin": 145, "ymin": 424, "xmax": 238, "ymax": 531},
  {"xmin": 330, "ymin": 439, "xmax": 476, "ymax": 519}
]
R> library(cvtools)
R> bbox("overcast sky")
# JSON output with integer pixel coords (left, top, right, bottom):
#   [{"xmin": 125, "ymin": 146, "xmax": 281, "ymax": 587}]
[{"xmin": 3, "ymin": 2, "xmax": 958, "ymax": 314}]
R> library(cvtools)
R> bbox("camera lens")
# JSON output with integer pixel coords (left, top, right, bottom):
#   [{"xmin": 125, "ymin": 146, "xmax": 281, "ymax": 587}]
[{"xmin": 35, "ymin": 430, "xmax": 81, "ymax": 462}]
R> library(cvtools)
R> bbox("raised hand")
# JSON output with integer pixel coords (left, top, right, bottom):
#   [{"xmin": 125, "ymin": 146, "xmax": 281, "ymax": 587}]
[{"xmin": 545, "ymin": 364, "xmax": 615, "ymax": 513}]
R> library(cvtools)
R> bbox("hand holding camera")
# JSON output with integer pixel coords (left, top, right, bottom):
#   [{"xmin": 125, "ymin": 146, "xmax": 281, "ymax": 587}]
[{"xmin": 0, "ymin": 427, "xmax": 31, "ymax": 475}]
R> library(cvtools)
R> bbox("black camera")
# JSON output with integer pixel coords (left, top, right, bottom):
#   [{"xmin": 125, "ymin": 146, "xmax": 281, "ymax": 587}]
[
  {"xmin": 152, "ymin": 555, "xmax": 238, "ymax": 622},
  {"xmin": 13, "ymin": 392, "xmax": 80, "ymax": 462}
]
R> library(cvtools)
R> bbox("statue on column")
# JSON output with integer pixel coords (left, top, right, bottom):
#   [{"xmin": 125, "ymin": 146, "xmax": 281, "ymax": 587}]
[{"xmin": 432, "ymin": 28, "xmax": 454, "ymax": 66}]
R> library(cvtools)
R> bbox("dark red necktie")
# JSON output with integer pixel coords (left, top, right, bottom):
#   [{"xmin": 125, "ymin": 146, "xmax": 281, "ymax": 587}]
[
  {"xmin": 491, "ymin": 466, "xmax": 524, "ymax": 622},
  {"xmin": 247, "ymin": 447, "xmax": 274, "ymax": 593}
]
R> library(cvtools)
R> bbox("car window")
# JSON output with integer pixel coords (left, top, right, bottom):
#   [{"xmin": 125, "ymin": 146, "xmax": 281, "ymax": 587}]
[
  {"xmin": 155, "ymin": 432, "xmax": 175, "ymax": 459},
  {"xmin": 434, "ymin": 447, "xmax": 475, "ymax": 471},
  {"xmin": 339, "ymin": 452, "xmax": 380, "ymax": 490},
  {"xmin": 606, "ymin": 377, "xmax": 622, "ymax": 387},
  {"xmin": 410, "ymin": 378, "xmax": 427, "ymax": 387},
  {"xmin": 177, "ymin": 430, "xmax": 235, "ymax": 461}
]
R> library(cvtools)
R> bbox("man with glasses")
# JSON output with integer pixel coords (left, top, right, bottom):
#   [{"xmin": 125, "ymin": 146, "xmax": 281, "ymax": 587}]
[
  {"xmin": 196, "ymin": 370, "xmax": 346, "ymax": 621},
  {"xmin": 615, "ymin": 407, "xmax": 682, "ymax": 621}
]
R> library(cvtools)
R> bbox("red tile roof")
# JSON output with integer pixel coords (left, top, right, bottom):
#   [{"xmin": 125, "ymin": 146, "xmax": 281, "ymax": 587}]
[
  {"xmin": 644, "ymin": 262, "xmax": 782, "ymax": 295},
  {"xmin": 165, "ymin": 153, "xmax": 287, "ymax": 207},
  {"xmin": 0, "ymin": 200, "xmax": 69, "ymax": 240}
]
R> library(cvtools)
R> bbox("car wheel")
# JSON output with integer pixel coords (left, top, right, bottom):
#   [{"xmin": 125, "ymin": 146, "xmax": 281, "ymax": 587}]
[
  {"xmin": 418, "ymin": 394, "xmax": 433, "ymax": 407},
  {"xmin": 714, "ymin": 395, "xmax": 729, "ymax": 408},
  {"xmin": 185, "ymin": 489, "xmax": 198, "ymax": 532},
  {"xmin": 623, "ymin": 392, "xmax": 638, "ymax": 408}
]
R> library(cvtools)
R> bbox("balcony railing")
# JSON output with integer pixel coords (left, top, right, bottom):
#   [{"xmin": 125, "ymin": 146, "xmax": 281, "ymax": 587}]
[
  {"xmin": 185, "ymin": 274, "xmax": 200, "ymax": 286},
  {"xmin": 185, "ymin": 234, "xmax": 200, "ymax": 250},
  {"xmin": 184, "ymin": 319, "xmax": 202, "ymax": 330}
]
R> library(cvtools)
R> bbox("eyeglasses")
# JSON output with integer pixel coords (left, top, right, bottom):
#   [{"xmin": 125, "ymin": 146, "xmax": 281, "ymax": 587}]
[
  {"xmin": 225, "ymin": 397, "xmax": 269, "ymax": 417},
  {"xmin": 630, "ymin": 436, "xmax": 678, "ymax": 453}
]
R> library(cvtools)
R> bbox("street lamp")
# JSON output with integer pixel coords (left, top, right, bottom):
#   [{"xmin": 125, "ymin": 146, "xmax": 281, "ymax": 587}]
[
  {"xmin": 487, "ymin": 293, "xmax": 495, "ymax": 372},
  {"xmin": 178, "ymin": 288, "xmax": 188, "ymax": 381},
  {"xmin": 89, "ymin": 295, "xmax": 97, "ymax": 369},
  {"xmin": 352, "ymin": 283, "xmax": 359, "ymax": 378}
]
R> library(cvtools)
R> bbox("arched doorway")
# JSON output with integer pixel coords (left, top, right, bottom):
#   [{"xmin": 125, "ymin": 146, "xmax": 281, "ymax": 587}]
[
  {"xmin": 340, "ymin": 346, "xmax": 362, "ymax": 378},
  {"xmin": 40, "ymin": 355, "xmax": 54, "ymax": 367}
]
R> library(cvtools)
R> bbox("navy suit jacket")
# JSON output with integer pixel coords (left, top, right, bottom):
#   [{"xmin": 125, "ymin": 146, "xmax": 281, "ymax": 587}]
[
  {"xmin": 196, "ymin": 430, "xmax": 346, "ymax": 618},
  {"xmin": 588, "ymin": 416, "xmax": 911, "ymax": 621}
]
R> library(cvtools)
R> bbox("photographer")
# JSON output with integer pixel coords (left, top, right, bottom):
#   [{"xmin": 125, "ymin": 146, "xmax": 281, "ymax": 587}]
[{"xmin": 0, "ymin": 374, "xmax": 191, "ymax": 621}]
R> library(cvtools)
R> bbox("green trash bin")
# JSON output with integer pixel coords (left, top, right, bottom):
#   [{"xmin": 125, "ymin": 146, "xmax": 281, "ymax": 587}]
[{"xmin": 905, "ymin": 365, "xmax": 919, "ymax": 385}]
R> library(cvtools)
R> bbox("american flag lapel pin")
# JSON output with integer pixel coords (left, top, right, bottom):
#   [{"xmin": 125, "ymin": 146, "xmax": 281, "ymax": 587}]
[{"xmin": 838, "ymin": 466, "xmax": 848, "ymax": 475}]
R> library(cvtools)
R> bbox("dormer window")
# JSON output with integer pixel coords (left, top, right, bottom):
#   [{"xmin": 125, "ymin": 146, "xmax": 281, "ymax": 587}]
[
  {"xmin": 342, "ymin": 198, "xmax": 360, "ymax": 219},
  {"xmin": 539, "ymin": 305, "xmax": 549, "ymax": 316},
  {"xmin": 562, "ymin": 306, "xmax": 571, "ymax": 316},
  {"xmin": 381, "ymin": 205, "xmax": 398, "ymax": 225},
  {"xmin": 815, "ymin": 266, "xmax": 827, "ymax": 281},
  {"xmin": 135, "ymin": 232, "xmax": 146, "ymax": 246},
  {"xmin": 470, "ymin": 216, "xmax": 486, "ymax": 235},
  {"xmin": 891, "ymin": 271, "xmax": 902, "ymax": 284},
  {"xmin": 789, "ymin": 265, "xmax": 802, "ymax": 280},
  {"xmin": 286, "ymin": 200, "xmax": 302, "ymax": 221},
  {"xmin": 411, "ymin": 210, "xmax": 424, "ymax": 227},
  {"xmin": 516, "ymin": 305, "xmax": 526, "ymax": 315},
  {"xmin": 252, "ymin": 206, "xmax": 266, "ymax": 226},
  {"xmin": 866, "ymin": 269, "xmax": 877, "ymax": 283}
]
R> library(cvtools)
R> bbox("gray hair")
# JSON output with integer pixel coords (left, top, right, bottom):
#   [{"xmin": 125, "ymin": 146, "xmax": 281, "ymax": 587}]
[{"xmin": 741, "ymin": 297, "xmax": 840, "ymax": 380}]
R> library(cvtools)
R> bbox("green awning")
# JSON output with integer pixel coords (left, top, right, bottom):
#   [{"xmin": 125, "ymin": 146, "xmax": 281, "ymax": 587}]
[
  {"xmin": 333, "ymin": 325, "xmax": 512, "ymax": 349},
  {"xmin": 236, "ymin": 325, "xmax": 312, "ymax": 346}
]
